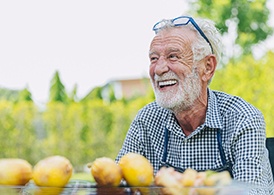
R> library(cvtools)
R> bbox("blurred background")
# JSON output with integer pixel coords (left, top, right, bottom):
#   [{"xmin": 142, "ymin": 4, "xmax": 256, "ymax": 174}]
[{"xmin": 0, "ymin": 0, "xmax": 273, "ymax": 174}]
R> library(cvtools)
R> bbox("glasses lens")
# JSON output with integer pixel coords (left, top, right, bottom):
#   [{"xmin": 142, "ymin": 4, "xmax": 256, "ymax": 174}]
[
  {"xmin": 153, "ymin": 20, "xmax": 168, "ymax": 31},
  {"xmin": 172, "ymin": 17, "xmax": 190, "ymax": 26}
]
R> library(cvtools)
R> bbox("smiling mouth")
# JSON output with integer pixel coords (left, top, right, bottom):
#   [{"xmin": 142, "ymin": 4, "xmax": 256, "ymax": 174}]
[{"xmin": 158, "ymin": 80, "xmax": 177, "ymax": 88}]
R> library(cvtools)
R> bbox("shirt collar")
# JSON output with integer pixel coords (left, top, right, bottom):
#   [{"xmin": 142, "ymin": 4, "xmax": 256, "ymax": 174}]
[{"xmin": 205, "ymin": 88, "xmax": 223, "ymax": 129}]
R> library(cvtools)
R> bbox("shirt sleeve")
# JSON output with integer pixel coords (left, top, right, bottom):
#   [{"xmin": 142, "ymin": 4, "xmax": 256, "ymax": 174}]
[
  {"xmin": 232, "ymin": 111, "xmax": 274, "ymax": 191},
  {"xmin": 115, "ymin": 120, "xmax": 145, "ymax": 163}
]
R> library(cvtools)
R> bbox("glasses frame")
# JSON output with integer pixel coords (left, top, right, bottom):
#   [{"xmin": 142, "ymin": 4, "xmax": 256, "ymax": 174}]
[{"xmin": 152, "ymin": 16, "xmax": 214, "ymax": 54}]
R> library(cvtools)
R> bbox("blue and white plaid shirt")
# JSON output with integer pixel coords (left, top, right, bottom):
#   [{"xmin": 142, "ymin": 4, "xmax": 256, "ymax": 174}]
[{"xmin": 116, "ymin": 89, "xmax": 273, "ymax": 193}]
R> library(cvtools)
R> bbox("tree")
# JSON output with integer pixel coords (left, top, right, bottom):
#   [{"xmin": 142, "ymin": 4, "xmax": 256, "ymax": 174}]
[
  {"xmin": 187, "ymin": 0, "xmax": 273, "ymax": 57},
  {"xmin": 81, "ymin": 86, "xmax": 103, "ymax": 102},
  {"xmin": 49, "ymin": 71, "xmax": 68, "ymax": 103},
  {"xmin": 81, "ymin": 100, "xmax": 113, "ymax": 161},
  {"xmin": 0, "ymin": 88, "xmax": 20, "ymax": 102},
  {"xmin": 68, "ymin": 84, "xmax": 78, "ymax": 102},
  {"xmin": 18, "ymin": 87, "xmax": 32, "ymax": 102}
]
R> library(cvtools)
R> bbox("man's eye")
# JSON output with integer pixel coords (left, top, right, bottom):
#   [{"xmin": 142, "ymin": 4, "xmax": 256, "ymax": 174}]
[
  {"xmin": 169, "ymin": 54, "xmax": 178, "ymax": 60},
  {"xmin": 150, "ymin": 56, "xmax": 158, "ymax": 62}
]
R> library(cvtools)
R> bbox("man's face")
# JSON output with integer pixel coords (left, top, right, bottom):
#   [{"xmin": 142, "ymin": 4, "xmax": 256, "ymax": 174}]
[{"xmin": 149, "ymin": 28, "xmax": 202, "ymax": 111}]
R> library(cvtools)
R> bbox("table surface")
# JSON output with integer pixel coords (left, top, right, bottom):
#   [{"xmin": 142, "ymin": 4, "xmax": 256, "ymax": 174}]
[{"xmin": 0, "ymin": 179, "xmax": 270, "ymax": 195}]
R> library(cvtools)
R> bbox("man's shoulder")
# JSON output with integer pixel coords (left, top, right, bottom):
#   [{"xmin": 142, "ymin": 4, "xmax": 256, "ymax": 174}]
[
  {"xmin": 138, "ymin": 101, "xmax": 167, "ymax": 114},
  {"xmin": 135, "ymin": 101, "xmax": 170, "ymax": 120},
  {"xmin": 211, "ymin": 90, "xmax": 262, "ymax": 117}
]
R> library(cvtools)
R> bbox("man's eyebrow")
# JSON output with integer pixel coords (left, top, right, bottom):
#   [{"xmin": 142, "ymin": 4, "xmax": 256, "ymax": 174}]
[
  {"xmin": 149, "ymin": 51, "xmax": 157, "ymax": 56},
  {"xmin": 149, "ymin": 48, "xmax": 181, "ymax": 57}
]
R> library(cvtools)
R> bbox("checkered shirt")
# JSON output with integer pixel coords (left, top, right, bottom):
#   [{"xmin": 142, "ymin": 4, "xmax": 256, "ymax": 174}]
[{"xmin": 116, "ymin": 89, "xmax": 274, "ymax": 193}]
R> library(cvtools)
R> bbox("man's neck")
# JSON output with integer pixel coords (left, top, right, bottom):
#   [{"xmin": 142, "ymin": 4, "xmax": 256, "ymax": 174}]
[{"xmin": 174, "ymin": 101, "xmax": 207, "ymax": 136}]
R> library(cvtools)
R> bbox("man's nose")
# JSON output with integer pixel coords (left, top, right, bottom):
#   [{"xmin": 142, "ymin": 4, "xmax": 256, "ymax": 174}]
[{"xmin": 155, "ymin": 57, "xmax": 169, "ymax": 75}]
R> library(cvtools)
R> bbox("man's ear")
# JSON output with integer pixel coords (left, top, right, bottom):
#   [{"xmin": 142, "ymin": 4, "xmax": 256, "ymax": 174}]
[{"xmin": 202, "ymin": 55, "xmax": 217, "ymax": 82}]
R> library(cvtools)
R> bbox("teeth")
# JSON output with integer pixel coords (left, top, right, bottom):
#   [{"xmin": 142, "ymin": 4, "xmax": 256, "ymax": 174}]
[{"xmin": 159, "ymin": 80, "xmax": 177, "ymax": 87}]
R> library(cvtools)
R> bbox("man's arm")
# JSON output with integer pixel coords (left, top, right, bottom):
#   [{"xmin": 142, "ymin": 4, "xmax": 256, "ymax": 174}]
[
  {"xmin": 115, "ymin": 120, "xmax": 144, "ymax": 162},
  {"xmin": 232, "ymin": 112, "xmax": 273, "ymax": 193}
]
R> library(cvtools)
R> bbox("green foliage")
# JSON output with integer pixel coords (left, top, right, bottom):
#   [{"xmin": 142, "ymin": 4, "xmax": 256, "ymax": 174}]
[
  {"xmin": 81, "ymin": 100, "xmax": 116, "ymax": 164},
  {"xmin": 108, "ymin": 85, "xmax": 117, "ymax": 103},
  {"xmin": 71, "ymin": 172, "xmax": 93, "ymax": 182},
  {"xmin": 187, "ymin": 0, "xmax": 273, "ymax": 55},
  {"xmin": 18, "ymin": 87, "xmax": 32, "ymax": 102},
  {"xmin": 0, "ymin": 88, "xmax": 20, "ymax": 102},
  {"xmin": 81, "ymin": 86, "xmax": 103, "ymax": 102},
  {"xmin": 49, "ymin": 71, "xmax": 68, "ymax": 103},
  {"xmin": 211, "ymin": 51, "xmax": 274, "ymax": 137},
  {"xmin": 0, "ymin": 90, "xmax": 152, "ymax": 169},
  {"xmin": 0, "ymin": 100, "xmax": 14, "ymax": 157},
  {"xmin": 0, "ymin": 100, "xmax": 38, "ymax": 164},
  {"xmin": 68, "ymin": 84, "xmax": 78, "ymax": 102},
  {"xmin": 107, "ymin": 101, "xmax": 133, "ymax": 159},
  {"xmin": 42, "ymin": 102, "xmax": 84, "ymax": 167}
]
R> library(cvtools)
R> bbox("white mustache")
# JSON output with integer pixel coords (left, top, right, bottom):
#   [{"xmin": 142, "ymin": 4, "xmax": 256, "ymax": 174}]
[{"xmin": 154, "ymin": 71, "xmax": 179, "ymax": 81}]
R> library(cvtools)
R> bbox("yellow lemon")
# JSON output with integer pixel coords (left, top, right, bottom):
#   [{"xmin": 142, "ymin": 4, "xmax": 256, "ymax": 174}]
[
  {"xmin": 119, "ymin": 153, "xmax": 154, "ymax": 186},
  {"xmin": 88, "ymin": 157, "xmax": 122, "ymax": 186},
  {"xmin": 0, "ymin": 158, "xmax": 32, "ymax": 185},
  {"xmin": 32, "ymin": 155, "xmax": 73, "ymax": 187}
]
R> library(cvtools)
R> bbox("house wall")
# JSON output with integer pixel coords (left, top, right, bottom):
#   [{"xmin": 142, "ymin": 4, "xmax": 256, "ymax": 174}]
[{"xmin": 117, "ymin": 78, "xmax": 151, "ymax": 99}]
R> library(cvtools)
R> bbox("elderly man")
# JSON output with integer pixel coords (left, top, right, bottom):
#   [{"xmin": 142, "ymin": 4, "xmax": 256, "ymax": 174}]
[{"xmin": 116, "ymin": 16, "xmax": 273, "ymax": 193}]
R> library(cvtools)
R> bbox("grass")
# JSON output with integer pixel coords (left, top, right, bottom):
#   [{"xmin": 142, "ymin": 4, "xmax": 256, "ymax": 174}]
[{"xmin": 71, "ymin": 172, "xmax": 94, "ymax": 182}]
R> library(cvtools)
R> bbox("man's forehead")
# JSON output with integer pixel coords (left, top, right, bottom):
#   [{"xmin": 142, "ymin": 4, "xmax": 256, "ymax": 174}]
[
  {"xmin": 150, "ymin": 28, "xmax": 195, "ymax": 50},
  {"xmin": 149, "ymin": 46, "xmax": 181, "ymax": 55},
  {"xmin": 154, "ymin": 27, "xmax": 194, "ymax": 39}
]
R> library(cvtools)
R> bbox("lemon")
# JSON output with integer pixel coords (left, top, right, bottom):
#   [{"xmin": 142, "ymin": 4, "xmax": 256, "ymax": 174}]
[
  {"xmin": 32, "ymin": 155, "xmax": 73, "ymax": 187},
  {"xmin": 0, "ymin": 158, "xmax": 32, "ymax": 185},
  {"xmin": 119, "ymin": 153, "xmax": 154, "ymax": 186},
  {"xmin": 89, "ymin": 157, "xmax": 122, "ymax": 186}
]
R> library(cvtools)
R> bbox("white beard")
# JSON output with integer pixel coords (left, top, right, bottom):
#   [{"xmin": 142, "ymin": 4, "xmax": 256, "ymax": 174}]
[{"xmin": 152, "ymin": 67, "xmax": 201, "ymax": 112}]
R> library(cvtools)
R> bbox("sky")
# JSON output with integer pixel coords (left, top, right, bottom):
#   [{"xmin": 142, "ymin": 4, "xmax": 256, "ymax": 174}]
[{"xmin": 0, "ymin": 0, "xmax": 273, "ymax": 104}]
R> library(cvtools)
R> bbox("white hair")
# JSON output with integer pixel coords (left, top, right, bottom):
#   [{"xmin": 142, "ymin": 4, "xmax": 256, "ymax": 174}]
[
  {"xmin": 192, "ymin": 18, "xmax": 223, "ymax": 65},
  {"xmin": 155, "ymin": 17, "xmax": 223, "ymax": 66}
]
